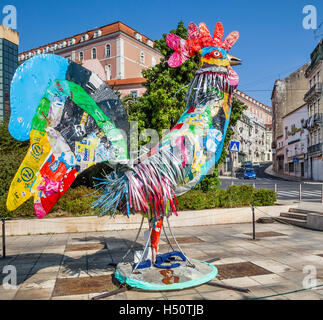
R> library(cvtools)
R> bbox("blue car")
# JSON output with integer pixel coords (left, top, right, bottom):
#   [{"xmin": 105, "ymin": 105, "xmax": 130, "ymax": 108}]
[{"xmin": 244, "ymin": 168, "xmax": 256, "ymax": 179}]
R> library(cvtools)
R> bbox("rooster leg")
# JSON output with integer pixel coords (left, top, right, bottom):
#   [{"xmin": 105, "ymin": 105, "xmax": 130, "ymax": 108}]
[{"xmin": 150, "ymin": 217, "xmax": 164, "ymax": 264}]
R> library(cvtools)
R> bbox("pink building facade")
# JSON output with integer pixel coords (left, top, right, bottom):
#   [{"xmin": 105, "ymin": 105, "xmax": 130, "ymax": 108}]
[
  {"xmin": 19, "ymin": 21, "xmax": 162, "ymax": 97},
  {"xmin": 234, "ymin": 89, "xmax": 272, "ymax": 125}
]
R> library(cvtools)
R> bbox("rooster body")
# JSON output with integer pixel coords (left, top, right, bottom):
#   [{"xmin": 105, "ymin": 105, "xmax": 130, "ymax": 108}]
[{"xmin": 7, "ymin": 22, "xmax": 240, "ymax": 263}]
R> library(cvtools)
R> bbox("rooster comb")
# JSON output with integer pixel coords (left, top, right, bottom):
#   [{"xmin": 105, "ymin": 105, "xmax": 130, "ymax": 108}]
[{"xmin": 166, "ymin": 22, "xmax": 239, "ymax": 68}]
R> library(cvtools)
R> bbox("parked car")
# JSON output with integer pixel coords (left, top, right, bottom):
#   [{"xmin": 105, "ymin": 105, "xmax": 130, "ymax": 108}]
[
  {"xmin": 244, "ymin": 168, "xmax": 256, "ymax": 179},
  {"xmin": 253, "ymin": 162, "xmax": 260, "ymax": 168}
]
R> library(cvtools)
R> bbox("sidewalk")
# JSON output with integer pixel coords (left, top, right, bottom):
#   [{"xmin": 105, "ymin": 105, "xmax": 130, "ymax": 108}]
[
  {"xmin": 264, "ymin": 165, "xmax": 302, "ymax": 182},
  {"xmin": 264, "ymin": 165, "xmax": 323, "ymax": 183},
  {"xmin": 297, "ymin": 201, "xmax": 323, "ymax": 213},
  {"xmin": 1, "ymin": 222, "xmax": 323, "ymax": 300}
]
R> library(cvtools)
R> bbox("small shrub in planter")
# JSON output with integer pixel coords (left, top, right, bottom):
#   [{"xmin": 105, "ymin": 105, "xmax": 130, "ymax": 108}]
[
  {"xmin": 253, "ymin": 188, "xmax": 277, "ymax": 206},
  {"xmin": 178, "ymin": 185, "xmax": 277, "ymax": 210}
]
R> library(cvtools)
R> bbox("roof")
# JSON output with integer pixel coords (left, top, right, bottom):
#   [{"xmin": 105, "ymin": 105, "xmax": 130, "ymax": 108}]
[
  {"xmin": 106, "ymin": 77, "xmax": 146, "ymax": 86},
  {"xmin": 19, "ymin": 21, "xmax": 160, "ymax": 57},
  {"xmin": 0, "ymin": 24, "xmax": 19, "ymax": 45},
  {"xmin": 234, "ymin": 89, "xmax": 271, "ymax": 114},
  {"xmin": 282, "ymin": 103, "xmax": 307, "ymax": 119}
]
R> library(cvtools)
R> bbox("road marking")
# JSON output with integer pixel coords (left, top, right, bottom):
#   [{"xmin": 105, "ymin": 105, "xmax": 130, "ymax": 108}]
[{"xmin": 277, "ymin": 190, "xmax": 321, "ymax": 198}]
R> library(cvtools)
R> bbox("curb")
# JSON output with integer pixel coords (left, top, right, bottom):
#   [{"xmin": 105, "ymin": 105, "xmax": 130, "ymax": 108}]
[{"xmin": 1, "ymin": 204, "xmax": 296, "ymax": 236}]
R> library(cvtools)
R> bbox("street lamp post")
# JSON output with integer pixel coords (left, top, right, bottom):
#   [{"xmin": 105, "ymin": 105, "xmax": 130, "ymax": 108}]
[{"xmin": 1, "ymin": 219, "xmax": 6, "ymax": 259}]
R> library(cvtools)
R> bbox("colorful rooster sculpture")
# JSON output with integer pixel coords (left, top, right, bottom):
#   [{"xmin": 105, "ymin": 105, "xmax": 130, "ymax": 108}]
[{"xmin": 7, "ymin": 22, "xmax": 240, "ymax": 263}]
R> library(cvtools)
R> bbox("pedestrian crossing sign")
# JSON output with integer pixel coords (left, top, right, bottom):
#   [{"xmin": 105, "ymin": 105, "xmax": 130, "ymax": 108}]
[{"xmin": 230, "ymin": 141, "xmax": 240, "ymax": 152}]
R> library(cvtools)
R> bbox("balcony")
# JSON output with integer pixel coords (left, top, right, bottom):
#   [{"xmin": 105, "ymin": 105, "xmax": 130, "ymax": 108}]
[
  {"xmin": 308, "ymin": 143, "xmax": 322, "ymax": 154},
  {"xmin": 304, "ymin": 83, "xmax": 322, "ymax": 102},
  {"xmin": 305, "ymin": 113, "xmax": 323, "ymax": 130}
]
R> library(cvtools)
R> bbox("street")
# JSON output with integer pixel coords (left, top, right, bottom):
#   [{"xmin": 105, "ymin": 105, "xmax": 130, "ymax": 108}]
[{"xmin": 220, "ymin": 163, "xmax": 323, "ymax": 203}]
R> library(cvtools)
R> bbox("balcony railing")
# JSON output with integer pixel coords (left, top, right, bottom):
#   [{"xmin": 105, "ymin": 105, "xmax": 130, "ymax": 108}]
[
  {"xmin": 308, "ymin": 142, "xmax": 322, "ymax": 154},
  {"xmin": 304, "ymin": 83, "xmax": 322, "ymax": 102},
  {"xmin": 304, "ymin": 113, "xmax": 323, "ymax": 130}
]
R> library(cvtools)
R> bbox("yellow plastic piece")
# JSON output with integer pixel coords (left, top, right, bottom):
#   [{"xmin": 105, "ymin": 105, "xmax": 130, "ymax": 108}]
[{"xmin": 6, "ymin": 129, "xmax": 51, "ymax": 211}]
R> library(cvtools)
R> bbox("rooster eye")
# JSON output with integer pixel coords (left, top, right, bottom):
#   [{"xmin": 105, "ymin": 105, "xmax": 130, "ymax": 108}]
[{"xmin": 213, "ymin": 50, "xmax": 223, "ymax": 59}]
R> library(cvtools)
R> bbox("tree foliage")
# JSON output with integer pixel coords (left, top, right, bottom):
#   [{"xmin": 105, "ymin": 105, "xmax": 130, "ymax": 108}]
[{"xmin": 126, "ymin": 21, "xmax": 200, "ymax": 137}]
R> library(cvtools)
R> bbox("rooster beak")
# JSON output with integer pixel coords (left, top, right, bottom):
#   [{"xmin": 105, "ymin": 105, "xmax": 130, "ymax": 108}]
[{"xmin": 228, "ymin": 54, "xmax": 242, "ymax": 66}]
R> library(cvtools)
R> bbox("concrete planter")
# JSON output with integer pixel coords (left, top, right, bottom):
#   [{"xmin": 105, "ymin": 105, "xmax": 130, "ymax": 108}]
[
  {"xmin": 307, "ymin": 213, "xmax": 323, "ymax": 231},
  {"xmin": 1, "ymin": 204, "xmax": 296, "ymax": 236}
]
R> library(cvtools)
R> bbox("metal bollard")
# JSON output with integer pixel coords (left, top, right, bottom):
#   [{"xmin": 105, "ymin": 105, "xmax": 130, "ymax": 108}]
[
  {"xmin": 299, "ymin": 184, "xmax": 302, "ymax": 202},
  {"xmin": 252, "ymin": 206, "xmax": 256, "ymax": 240},
  {"xmin": 1, "ymin": 219, "xmax": 5, "ymax": 259},
  {"xmin": 274, "ymin": 184, "xmax": 277, "ymax": 193}
]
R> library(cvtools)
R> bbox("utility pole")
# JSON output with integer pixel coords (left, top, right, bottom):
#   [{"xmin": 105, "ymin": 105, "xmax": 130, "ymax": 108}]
[
  {"xmin": 252, "ymin": 206, "xmax": 256, "ymax": 240},
  {"xmin": 231, "ymin": 151, "xmax": 234, "ymax": 185}
]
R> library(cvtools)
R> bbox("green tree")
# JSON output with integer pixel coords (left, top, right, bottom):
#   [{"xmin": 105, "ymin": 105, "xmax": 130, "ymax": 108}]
[
  {"xmin": 127, "ymin": 20, "xmax": 199, "ymax": 137},
  {"xmin": 125, "ymin": 21, "xmax": 246, "ymax": 191}
]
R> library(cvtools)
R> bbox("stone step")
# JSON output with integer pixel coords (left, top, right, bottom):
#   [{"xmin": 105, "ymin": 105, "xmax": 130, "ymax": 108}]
[
  {"xmin": 276, "ymin": 216, "xmax": 307, "ymax": 227},
  {"xmin": 280, "ymin": 212, "xmax": 307, "ymax": 221},
  {"xmin": 289, "ymin": 207, "xmax": 323, "ymax": 216}
]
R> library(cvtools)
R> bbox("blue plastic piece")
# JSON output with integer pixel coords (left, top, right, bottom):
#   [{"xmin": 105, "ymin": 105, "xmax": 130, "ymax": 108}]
[
  {"xmin": 154, "ymin": 251, "xmax": 187, "ymax": 269},
  {"xmin": 133, "ymin": 259, "xmax": 151, "ymax": 270},
  {"xmin": 9, "ymin": 54, "xmax": 69, "ymax": 141}
]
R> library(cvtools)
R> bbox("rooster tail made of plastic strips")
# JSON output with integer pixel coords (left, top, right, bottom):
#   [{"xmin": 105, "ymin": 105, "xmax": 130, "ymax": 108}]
[{"xmin": 93, "ymin": 149, "xmax": 185, "ymax": 218}]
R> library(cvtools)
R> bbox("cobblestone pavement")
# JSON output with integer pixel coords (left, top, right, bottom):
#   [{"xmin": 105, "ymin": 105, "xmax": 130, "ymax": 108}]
[{"xmin": 1, "ymin": 222, "xmax": 323, "ymax": 300}]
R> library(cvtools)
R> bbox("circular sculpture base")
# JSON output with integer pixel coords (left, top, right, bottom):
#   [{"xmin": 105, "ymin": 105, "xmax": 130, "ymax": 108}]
[{"xmin": 115, "ymin": 259, "xmax": 218, "ymax": 291}]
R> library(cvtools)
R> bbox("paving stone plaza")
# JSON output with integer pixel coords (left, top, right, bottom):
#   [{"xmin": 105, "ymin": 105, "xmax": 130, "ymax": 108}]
[{"xmin": 1, "ymin": 222, "xmax": 323, "ymax": 300}]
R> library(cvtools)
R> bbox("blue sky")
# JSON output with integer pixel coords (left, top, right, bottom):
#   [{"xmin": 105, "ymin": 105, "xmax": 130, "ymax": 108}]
[{"xmin": 4, "ymin": 0, "xmax": 323, "ymax": 106}]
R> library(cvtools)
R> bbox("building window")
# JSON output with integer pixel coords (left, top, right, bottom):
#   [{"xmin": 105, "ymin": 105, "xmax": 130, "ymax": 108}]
[
  {"xmin": 105, "ymin": 64, "xmax": 111, "ymax": 81},
  {"xmin": 68, "ymin": 38, "xmax": 76, "ymax": 46},
  {"xmin": 106, "ymin": 44, "xmax": 111, "ymax": 58},
  {"xmin": 93, "ymin": 30, "xmax": 102, "ymax": 38},
  {"xmin": 92, "ymin": 48, "xmax": 97, "ymax": 59},
  {"xmin": 319, "ymin": 129, "xmax": 322, "ymax": 143},
  {"xmin": 318, "ymin": 98, "xmax": 321, "ymax": 115},
  {"xmin": 147, "ymin": 40, "xmax": 153, "ymax": 47},
  {"xmin": 80, "ymin": 34, "xmax": 89, "ymax": 42},
  {"xmin": 130, "ymin": 90, "xmax": 138, "ymax": 99},
  {"xmin": 79, "ymin": 52, "xmax": 83, "ymax": 61},
  {"xmin": 140, "ymin": 51, "xmax": 145, "ymax": 63},
  {"xmin": 135, "ymin": 33, "xmax": 142, "ymax": 42}
]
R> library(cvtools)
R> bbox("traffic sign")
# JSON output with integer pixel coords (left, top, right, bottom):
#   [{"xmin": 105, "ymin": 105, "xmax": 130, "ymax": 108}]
[{"xmin": 230, "ymin": 141, "xmax": 240, "ymax": 152}]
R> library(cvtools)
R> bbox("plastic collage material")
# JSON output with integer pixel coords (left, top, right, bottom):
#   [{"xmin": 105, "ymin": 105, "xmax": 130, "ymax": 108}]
[{"xmin": 7, "ymin": 55, "xmax": 129, "ymax": 218}]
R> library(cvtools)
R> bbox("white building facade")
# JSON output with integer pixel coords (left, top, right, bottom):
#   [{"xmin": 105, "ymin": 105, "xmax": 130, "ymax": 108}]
[
  {"xmin": 304, "ymin": 39, "xmax": 323, "ymax": 181},
  {"xmin": 234, "ymin": 109, "xmax": 272, "ymax": 165},
  {"xmin": 222, "ymin": 109, "xmax": 272, "ymax": 173},
  {"xmin": 282, "ymin": 104, "xmax": 308, "ymax": 178}
]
